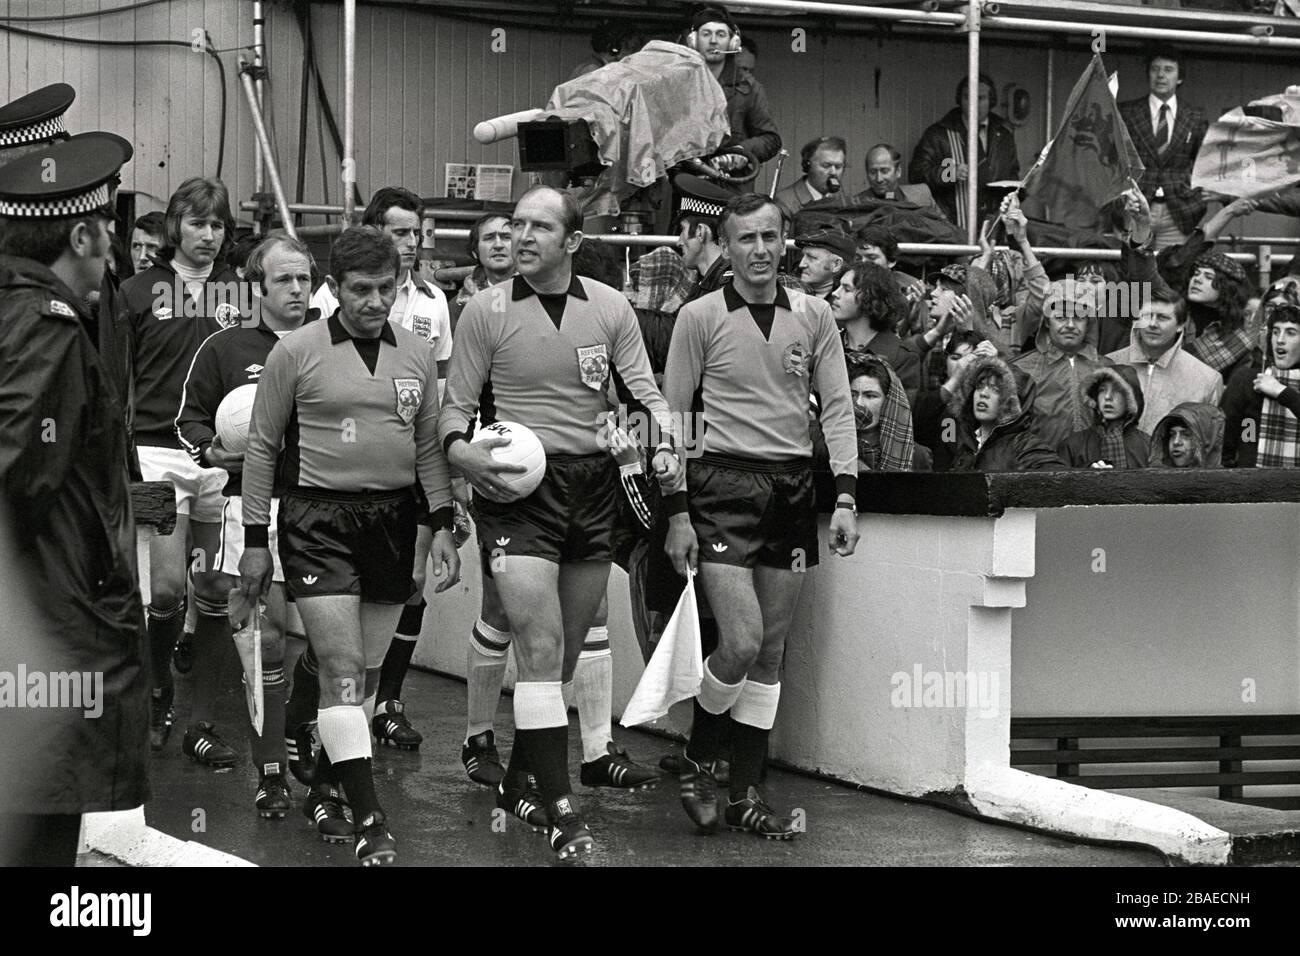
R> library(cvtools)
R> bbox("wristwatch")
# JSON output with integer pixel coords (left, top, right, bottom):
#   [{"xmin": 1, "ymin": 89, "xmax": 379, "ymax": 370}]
[{"xmin": 835, "ymin": 497, "xmax": 858, "ymax": 517}]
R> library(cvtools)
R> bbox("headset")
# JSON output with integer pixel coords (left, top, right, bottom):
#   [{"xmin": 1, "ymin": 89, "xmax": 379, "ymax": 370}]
[
  {"xmin": 686, "ymin": 9, "xmax": 741, "ymax": 54},
  {"xmin": 801, "ymin": 137, "xmax": 846, "ymax": 173}
]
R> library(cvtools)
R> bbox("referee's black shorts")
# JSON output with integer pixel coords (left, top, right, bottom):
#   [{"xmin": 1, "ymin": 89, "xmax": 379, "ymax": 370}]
[
  {"xmin": 687, "ymin": 453, "xmax": 818, "ymax": 571},
  {"xmin": 474, "ymin": 453, "xmax": 618, "ymax": 574},
  {"xmin": 278, "ymin": 486, "xmax": 418, "ymax": 604}
]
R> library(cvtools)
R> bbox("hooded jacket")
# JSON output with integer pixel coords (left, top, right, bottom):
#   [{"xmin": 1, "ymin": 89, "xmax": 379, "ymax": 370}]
[
  {"xmin": 1058, "ymin": 365, "xmax": 1150, "ymax": 468},
  {"xmin": 1149, "ymin": 402, "xmax": 1225, "ymax": 468},
  {"xmin": 0, "ymin": 255, "xmax": 149, "ymax": 814},
  {"xmin": 1012, "ymin": 279, "xmax": 1114, "ymax": 450},
  {"xmin": 947, "ymin": 355, "xmax": 1065, "ymax": 472},
  {"xmin": 1106, "ymin": 325, "xmax": 1224, "ymax": 434}
]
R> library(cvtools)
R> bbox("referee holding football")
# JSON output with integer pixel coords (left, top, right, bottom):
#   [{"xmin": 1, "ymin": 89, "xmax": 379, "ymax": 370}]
[
  {"xmin": 238, "ymin": 226, "xmax": 459, "ymax": 867},
  {"xmin": 440, "ymin": 185, "xmax": 681, "ymax": 860}
]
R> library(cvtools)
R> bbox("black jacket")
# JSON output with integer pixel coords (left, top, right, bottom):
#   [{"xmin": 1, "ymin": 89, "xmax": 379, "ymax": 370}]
[
  {"xmin": 716, "ymin": 58, "xmax": 781, "ymax": 165},
  {"xmin": 1058, "ymin": 365, "xmax": 1151, "ymax": 468},
  {"xmin": 1220, "ymin": 354, "xmax": 1300, "ymax": 468},
  {"xmin": 947, "ymin": 355, "xmax": 1065, "ymax": 472},
  {"xmin": 176, "ymin": 313, "xmax": 319, "ymax": 496},
  {"xmin": 908, "ymin": 108, "xmax": 1020, "ymax": 226},
  {"xmin": 121, "ymin": 258, "xmax": 250, "ymax": 448},
  {"xmin": 0, "ymin": 255, "xmax": 149, "ymax": 813}
]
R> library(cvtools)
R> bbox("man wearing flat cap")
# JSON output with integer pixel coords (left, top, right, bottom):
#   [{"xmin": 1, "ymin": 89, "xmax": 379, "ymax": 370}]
[
  {"xmin": 794, "ymin": 227, "xmax": 854, "ymax": 300},
  {"xmin": 0, "ymin": 132, "xmax": 149, "ymax": 865}
]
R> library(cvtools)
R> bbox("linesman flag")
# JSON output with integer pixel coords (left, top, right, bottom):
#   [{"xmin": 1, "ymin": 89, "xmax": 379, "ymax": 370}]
[
  {"xmin": 1021, "ymin": 55, "xmax": 1144, "ymax": 230},
  {"xmin": 1192, "ymin": 87, "xmax": 1300, "ymax": 200}
]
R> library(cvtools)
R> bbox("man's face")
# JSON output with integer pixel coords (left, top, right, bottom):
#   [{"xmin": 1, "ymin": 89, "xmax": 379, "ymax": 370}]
[
  {"xmin": 865, "ymin": 150, "xmax": 901, "ymax": 198},
  {"xmin": 130, "ymin": 227, "xmax": 163, "ymax": 273},
  {"xmin": 1271, "ymin": 321, "xmax": 1300, "ymax": 370},
  {"xmin": 1187, "ymin": 265, "xmax": 1220, "ymax": 305},
  {"xmin": 723, "ymin": 204, "xmax": 784, "ymax": 288},
  {"xmin": 798, "ymin": 246, "xmax": 841, "ymax": 288},
  {"xmin": 857, "ymin": 242, "xmax": 889, "ymax": 269},
  {"xmin": 1137, "ymin": 300, "xmax": 1182, "ymax": 354},
  {"xmin": 945, "ymin": 342, "xmax": 975, "ymax": 379},
  {"xmin": 696, "ymin": 21, "xmax": 732, "ymax": 64},
  {"xmin": 1046, "ymin": 306, "xmax": 1089, "ymax": 354},
  {"xmin": 967, "ymin": 83, "xmax": 992, "ymax": 123},
  {"xmin": 259, "ymin": 247, "xmax": 312, "ymax": 325},
  {"xmin": 512, "ymin": 191, "xmax": 579, "ymax": 282},
  {"xmin": 177, "ymin": 209, "xmax": 225, "ymax": 268},
  {"xmin": 830, "ymin": 269, "xmax": 858, "ymax": 323},
  {"xmin": 807, "ymin": 148, "xmax": 844, "ymax": 194},
  {"xmin": 476, "ymin": 215, "xmax": 513, "ymax": 275},
  {"xmin": 379, "ymin": 206, "xmax": 420, "ymax": 278},
  {"xmin": 332, "ymin": 268, "xmax": 397, "ymax": 337},
  {"xmin": 1096, "ymin": 379, "xmax": 1127, "ymax": 423},
  {"xmin": 1167, "ymin": 424, "xmax": 1195, "ymax": 467},
  {"xmin": 928, "ymin": 281, "xmax": 959, "ymax": 323},
  {"xmin": 850, "ymin": 374, "xmax": 885, "ymax": 429},
  {"xmin": 972, "ymin": 374, "xmax": 1001, "ymax": 425},
  {"xmin": 1148, "ymin": 57, "xmax": 1181, "ymax": 99},
  {"xmin": 735, "ymin": 49, "xmax": 756, "ymax": 83}
]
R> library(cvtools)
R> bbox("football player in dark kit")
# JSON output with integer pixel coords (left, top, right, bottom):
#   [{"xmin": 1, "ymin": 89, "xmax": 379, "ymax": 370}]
[{"xmin": 238, "ymin": 226, "xmax": 459, "ymax": 866}]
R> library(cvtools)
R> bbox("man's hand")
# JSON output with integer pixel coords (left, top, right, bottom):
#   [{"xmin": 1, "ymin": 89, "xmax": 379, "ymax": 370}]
[
  {"xmin": 904, "ymin": 281, "xmax": 925, "ymax": 306},
  {"xmin": 1002, "ymin": 203, "xmax": 1029, "ymax": 244},
  {"xmin": 238, "ymin": 547, "xmax": 274, "ymax": 606},
  {"xmin": 828, "ymin": 507, "xmax": 860, "ymax": 557},
  {"xmin": 709, "ymin": 153, "xmax": 746, "ymax": 173},
  {"xmin": 1124, "ymin": 185, "xmax": 1152, "ymax": 245},
  {"xmin": 1090, "ymin": 460, "xmax": 1115, "ymax": 470},
  {"xmin": 652, "ymin": 448, "xmax": 681, "ymax": 491},
  {"xmin": 973, "ymin": 339, "xmax": 998, "ymax": 359},
  {"xmin": 428, "ymin": 529, "xmax": 461, "ymax": 593},
  {"xmin": 447, "ymin": 437, "xmax": 528, "ymax": 500},
  {"xmin": 954, "ymin": 162, "xmax": 970, "ymax": 181},
  {"xmin": 664, "ymin": 513, "xmax": 698, "ymax": 577},
  {"xmin": 948, "ymin": 292, "xmax": 975, "ymax": 331},
  {"xmin": 1224, "ymin": 196, "xmax": 1260, "ymax": 219},
  {"xmin": 204, "ymin": 435, "xmax": 244, "ymax": 472},
  {"xmin": 1255, "ymin": 369, "xmax": 1286, "ymax": 399}
]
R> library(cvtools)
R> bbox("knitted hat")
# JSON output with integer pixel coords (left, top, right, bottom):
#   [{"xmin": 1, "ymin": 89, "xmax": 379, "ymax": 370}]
[{"xmin": 1194, "ymin": 250, "xmax": 1247, "ymax": 285}]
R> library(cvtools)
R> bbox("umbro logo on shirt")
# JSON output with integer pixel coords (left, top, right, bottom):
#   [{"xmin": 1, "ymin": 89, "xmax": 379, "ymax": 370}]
[
  {"xmin": 245, "ymin": 364, "xmax": 264, "ymax": 379},
  {"xmin": 302, "ymin": 575, "xmax": 318, "ymax": 585}
]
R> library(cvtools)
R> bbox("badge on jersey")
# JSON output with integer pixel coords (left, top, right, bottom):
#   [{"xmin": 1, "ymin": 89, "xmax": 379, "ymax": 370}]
[
  {"xmin": 576, "ymin": 344, "xmax": 609, "ymax": 391},
  {"xmin": 47, "ymin": 299, "xmax": 76, "ymax": 318},
  {"xmin": 393, "ymin": 378, "xmax": 423, "ymax": 424},
  {"xmin": 783, "ymin": 341, "xmax": 810, "ymax": 377},
  {"xmin": 154, "ymin": 306, "xmax": 174, "ymax": 321},
  {"xmin": 214, "ymin": 303, "xmax": 241, "ymax": 329}
]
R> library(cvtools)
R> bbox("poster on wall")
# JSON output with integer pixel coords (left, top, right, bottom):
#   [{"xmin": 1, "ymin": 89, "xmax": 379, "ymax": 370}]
[{"xmin": 445, "ymin": 163, "xmax": 514, "ymax": 202}]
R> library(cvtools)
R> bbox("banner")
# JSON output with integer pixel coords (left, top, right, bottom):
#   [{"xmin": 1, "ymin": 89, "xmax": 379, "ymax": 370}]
[{"xmin": 1191, "ymin": 88, "xmax": 1300, "ymax": 200}]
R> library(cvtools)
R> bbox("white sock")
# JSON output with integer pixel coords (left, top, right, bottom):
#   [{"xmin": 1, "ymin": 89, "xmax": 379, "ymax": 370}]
[
  {"xmin": 466, "ymin": 619, "xmax": 510, "ymax": 742},
  {"xmin": 575, "ymin": 626, "xmax": 613, "ymax": 763},
  {"xmin": 730, "ymin": 680, "xmax": 781, "ymax": 730},
  {"xmin": 317, "ymin": 704, "xmax": 372, "ymax": 763},
  {"xmin": 513, "ymin": 681, "xmax": 567, "ymax": 729},
  {"xmin": 698, "ymin": 656, "xmax": 745, "ymax": 715}
]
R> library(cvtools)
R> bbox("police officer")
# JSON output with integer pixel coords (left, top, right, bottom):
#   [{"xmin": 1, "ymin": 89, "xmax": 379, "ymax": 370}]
[{"xmin": 0, "ymin": 132, "xmax": 147, "ymax": 866}]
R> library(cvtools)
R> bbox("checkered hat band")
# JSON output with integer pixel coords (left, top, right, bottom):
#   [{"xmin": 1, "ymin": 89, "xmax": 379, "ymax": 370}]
[
  {"xmin": 0, "ymin": 114, "xmax": 66, "ymax": 147},
  {"xmin": 681, "ymin": 196, "xmax": 725, "ymax": 217},
  {"xmin": 0, "ymin": 183, "xmax": 109, "ymax": 218}
]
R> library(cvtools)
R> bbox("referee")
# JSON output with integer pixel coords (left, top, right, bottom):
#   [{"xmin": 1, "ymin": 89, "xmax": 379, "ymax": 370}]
[
  {"xmin": 440, "ymin": 185, "xmax": 682, "ymax": 860},
  {"xmin": 238, "ymin": 226, "xmax": 459, "ymax": 867}
]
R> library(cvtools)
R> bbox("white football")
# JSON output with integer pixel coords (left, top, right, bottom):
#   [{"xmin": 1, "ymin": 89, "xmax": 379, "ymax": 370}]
[
  {"xmin": 215, "ymin": 383, "xmax": 259, "ymax": 455},
  {"xmin": 470, "ymin": 420, "xmax": 546, "ymax": 502}
]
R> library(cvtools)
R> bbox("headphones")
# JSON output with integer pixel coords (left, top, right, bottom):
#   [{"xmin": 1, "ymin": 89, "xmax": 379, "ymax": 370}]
[
  {"xmin": 686, "ymin": 11, "xmax": 741, "ymax": 54},
  {"xmin": 801, "ymin": 137, "xmax": 841, "ymax": 173}
]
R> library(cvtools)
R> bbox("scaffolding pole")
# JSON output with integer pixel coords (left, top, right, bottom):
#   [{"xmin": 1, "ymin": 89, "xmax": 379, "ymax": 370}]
[
  {"xmin": 342, "ymin": 0, "xmax": 357, "ymax": 225},
  {"xmin": 252, "ymin": 0, "xmax": 266, "ymax": 220},
  {"xmin": 964, "ymin": 1, "xmax": 981, "ymax": 244},
  {"xmin": 238, "ymin": 59, "xmax": 297, "ymax": 239}
]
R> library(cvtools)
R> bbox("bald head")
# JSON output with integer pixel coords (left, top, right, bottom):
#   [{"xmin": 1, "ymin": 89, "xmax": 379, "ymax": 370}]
[{"xmin": 865, "ymin": 144, "xmax": 903, "ymax": 199}]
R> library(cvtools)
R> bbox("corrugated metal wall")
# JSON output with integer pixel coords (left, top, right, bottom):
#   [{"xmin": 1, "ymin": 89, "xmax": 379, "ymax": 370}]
[{"xmin": 2, "ymin": 1, "xmax": 1296, "ymax": 236}]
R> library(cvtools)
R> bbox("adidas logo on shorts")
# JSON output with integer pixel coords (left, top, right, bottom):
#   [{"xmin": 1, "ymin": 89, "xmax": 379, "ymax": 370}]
[
  {"xmin": 712, "ymin": 542, "xmax": 728, "ymax": 552},
  {"xmin": 495, "ymin": 537, "xmax": 510, "ymax": 547},
  {"xmin": 302, "ymin": 574, "xmax": 318, "ymax": 585}
]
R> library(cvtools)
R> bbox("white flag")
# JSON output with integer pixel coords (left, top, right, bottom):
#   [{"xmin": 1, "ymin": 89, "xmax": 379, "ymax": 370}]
[{"xmin": 620, "ymin": 574, "xmax": 702, "ymax": 727}]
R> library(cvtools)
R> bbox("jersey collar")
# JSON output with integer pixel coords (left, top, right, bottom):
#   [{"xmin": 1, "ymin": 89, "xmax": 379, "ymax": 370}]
[
  {"xmin": 723, "ymin": 281, "xmax": 791, "ymax": 312},
  {"xmin": 511, "ymin": 273, "xmax": 588, "ymax": 301},
  {"xmin": 328, "ymin": 308, "xmax": 396, "ymax": 345}
]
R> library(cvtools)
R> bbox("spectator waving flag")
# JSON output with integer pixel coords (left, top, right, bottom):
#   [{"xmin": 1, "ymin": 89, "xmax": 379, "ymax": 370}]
[
  {"xmin": 1191, "ymin": 88, "xmax": 1300, "ymax": 200},
  {"xmin": 1021, "ymin": 55, "xmax": 1144, "ymax": 230}
]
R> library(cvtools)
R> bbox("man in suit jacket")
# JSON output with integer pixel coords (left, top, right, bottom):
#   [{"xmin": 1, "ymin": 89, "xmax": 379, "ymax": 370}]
[
  {"xmin": 1119, "ymin": 47, "xmax": 1210, "ymax": 250},
  {"xmin": 909, "ymin": 74, "xmax": 1020, "ymax": 233},
  {"xmin": 854, "ymin": 143, "xmax": 946, "ymax": 219},
  {"xmin": 774, "ymin": 136, "xmax": 848, "ymax": 221}
]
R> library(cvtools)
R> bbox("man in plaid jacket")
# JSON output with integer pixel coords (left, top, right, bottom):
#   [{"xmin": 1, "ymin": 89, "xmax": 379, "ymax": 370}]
[{"xmin": 1119, "ymin": 47, "xmax": 1210, "ymax": 250}]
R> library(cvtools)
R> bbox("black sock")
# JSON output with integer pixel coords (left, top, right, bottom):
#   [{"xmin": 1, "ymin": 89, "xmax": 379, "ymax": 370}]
[
  {"xmin": 147, "ymin": 602, "xmax": 183, "ymax": 694},
  {"xmin": 286, "ymin": 645, "xmax": 321, "ymax": 728},
  {"xmin": 516, "ymin": 726, "xmax": 569, "ymax": 803},
  {"xmin": 313, "ymin": 747, "xmax": 337, "ymax": 789},
  {"xmin": 686, "ymin": 698, "xmax": 731, "ymax": 765},
  {"xmin": 188, "ymin": 605, "xmax": 232, "ymax": 726},
  {"xmin": 728, "ymin": 719, "xmax": 769, "ymax": 800},
  {"xmin": 378, "ymin": 601, "xmax": 423, "ymax": 702},
  {"xmin": 699, "ymin": 617, "xmax": 719, "ymax": 659},
  {"xmin": 332, "ymin": 757, "xmax": 382, "ymax": 821},
  {"xmin": 503, "ymin": 733, "xmax": 530, "ymax": 790}
]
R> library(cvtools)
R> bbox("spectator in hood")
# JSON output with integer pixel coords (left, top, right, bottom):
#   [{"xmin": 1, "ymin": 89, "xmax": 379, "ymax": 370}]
[
  {"xmin": 1106, "ymin": 284, "xmax": 1223, "ymax": 433},
  {"xmin": 1013, "ymin": 277, "xmax": 1113, "ymax": 450},
  {"xmin": 1221, "ymin": 303, "xmax": 1300, "ymax": 468},
  {"xmin": 1059, "ymin": 365, "xmax": 1150, "ymax": 469},
  {"xmin": 947, "ymin": 354, "xmax": 1064, "ymax": 471},
  {"xmin": 829, "ymin": 259, "xmax": 922, "ymax": 401},
  {"xmin": 1149, "ymin": 402, "xmax": 1224, "ymax": 468},
  {"xmin": 912, "ymin": 330, "xmax": 994, "ymax": 471},
  {"xmin": 847, "ymin": 355, "xmax": 931, "ymax": 471},
  {"xmin": 775, "ymin": 137, "xmax": 847, "ymax": 221}
]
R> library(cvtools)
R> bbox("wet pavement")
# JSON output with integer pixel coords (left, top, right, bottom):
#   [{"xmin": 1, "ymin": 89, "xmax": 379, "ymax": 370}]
[{"xmin": 145, "ymin": 665, "xmax": 1166, "ymax": 867}]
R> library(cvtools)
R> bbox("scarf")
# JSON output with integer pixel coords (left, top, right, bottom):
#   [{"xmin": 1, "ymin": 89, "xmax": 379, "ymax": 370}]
[
  {"xmin": 853, "ymin": 359, "xmax": 916, "ymax": 472},
  {"xmin": 1099, "ymin": 421, "xmax": 1130, "ymax": 469},
  {"xmin": 630, "ymin": 246, "xmax": 697, "ymax": 314},
  {"xmin": 1187, "ymin": 321, "xmax": 1253, "ymax": 373},
  {"xmin": 1257, "ymin": 365, "xmax": 1300, "ymax": 468}
]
